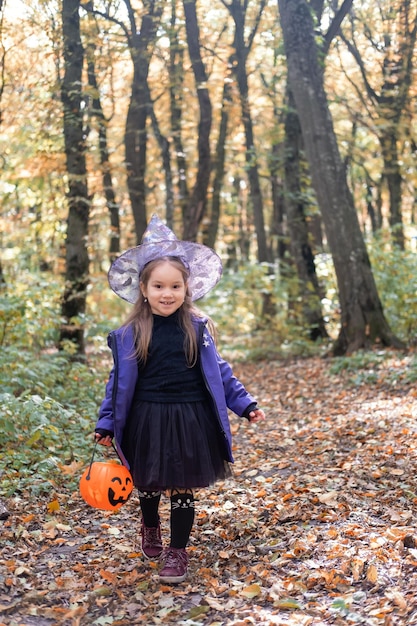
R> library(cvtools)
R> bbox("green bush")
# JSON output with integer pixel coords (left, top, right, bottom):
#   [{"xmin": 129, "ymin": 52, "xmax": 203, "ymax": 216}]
[
  {"xmin": 0, "ymin": 276, "xmax": 105, "ymax": 497},
  {"xmin": 201, "ymin": 262, "xmax": 330, "ymax": 359},
  {"xmin": 329, "ymin": 350, "xmax": 417, "ymax": 387},
  {"xmin": 0, "ymin": 295, "xmax": 26, "ymax": 346},
  {"xmin": 0, "ymin": 351, "xmax": 104, "ymax": 496},
  {"xmin": 368, "ymin": 239, "xmax": 417, "ymax": 343},
  {"xmin": 0, "ymin": 276, "xmax": 62, "ymax": 350}
]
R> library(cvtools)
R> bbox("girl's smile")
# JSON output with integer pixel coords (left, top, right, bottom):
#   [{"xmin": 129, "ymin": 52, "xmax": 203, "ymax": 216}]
[{"xmin": 141, "ymin": 261, "xmax": 187, "ymax": 317}]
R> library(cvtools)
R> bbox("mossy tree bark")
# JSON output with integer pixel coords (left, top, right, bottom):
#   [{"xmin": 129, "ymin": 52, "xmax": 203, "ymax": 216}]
[
  {"xmin": 278, "ymin": 0, "xmax": 404, "ymax": 354},
  {"xmin": 60, "ymin": 0, "xmax": 89, "ymax": 355},
  {"xmin": 181, "ymin": 0, "xmax": 212, "ymax": 242}
]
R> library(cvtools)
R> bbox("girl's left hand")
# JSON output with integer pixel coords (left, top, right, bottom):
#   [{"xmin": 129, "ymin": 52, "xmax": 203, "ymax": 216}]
[
  {"xmin": 95, "ymin": 433, "xmax": 113, "ymax": 447},
  {"xmin": 248, "ymin": 408, "xmax": 266, "ymax": 423}
]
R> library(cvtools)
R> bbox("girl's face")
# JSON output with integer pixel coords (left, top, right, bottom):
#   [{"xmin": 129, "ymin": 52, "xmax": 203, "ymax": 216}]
[{"xmin": 140, "ymin": 261, "xmax": 187, "ymax": 317}]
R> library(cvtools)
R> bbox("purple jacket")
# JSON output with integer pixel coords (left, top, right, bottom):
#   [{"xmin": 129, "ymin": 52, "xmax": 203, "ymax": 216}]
[{"xmin": 95, "ymin": 317, "xmax": 257, "ymax": 466}]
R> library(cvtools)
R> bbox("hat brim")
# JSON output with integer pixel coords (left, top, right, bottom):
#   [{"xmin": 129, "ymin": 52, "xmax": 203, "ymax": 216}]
[{"xmin": 108, "ymin": 240, "xmax": 223, "ymax": 303}]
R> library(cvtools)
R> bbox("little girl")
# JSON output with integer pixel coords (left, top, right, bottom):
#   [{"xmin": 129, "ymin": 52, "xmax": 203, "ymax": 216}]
[{"xmin": 95, "ymin": 215, "xmax": 265, "ymax": 584}]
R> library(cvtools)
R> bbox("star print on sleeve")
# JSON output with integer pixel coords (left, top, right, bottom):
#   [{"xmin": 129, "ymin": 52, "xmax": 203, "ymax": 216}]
[{"xmin": 203, "ymin": 332, "xmax": 211, "ymax": 347}]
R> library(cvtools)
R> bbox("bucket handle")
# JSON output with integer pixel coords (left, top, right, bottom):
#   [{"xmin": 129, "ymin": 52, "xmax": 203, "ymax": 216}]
[{"xmin": 85, "ymin": 440, "xmax": 123, "ymax": 480}]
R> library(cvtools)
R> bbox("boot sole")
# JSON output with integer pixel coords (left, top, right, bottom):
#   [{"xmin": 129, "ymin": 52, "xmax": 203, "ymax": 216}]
[
  {"xmin": 159, "ymin": 573, "xmax": 187, "ymax": 583},
  {"xmin": 141, "ymin": 547, "xmax": 163, "ymax": 560}
]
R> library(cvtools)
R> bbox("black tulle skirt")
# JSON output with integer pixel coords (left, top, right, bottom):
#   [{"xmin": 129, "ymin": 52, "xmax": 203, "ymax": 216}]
[{"xmin": 121, "ymin": 400, "xmax": 232, "ymax": 490}]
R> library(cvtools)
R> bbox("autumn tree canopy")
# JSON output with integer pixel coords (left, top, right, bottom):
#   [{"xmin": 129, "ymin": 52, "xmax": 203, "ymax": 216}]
[{"xmin": 0, "ymin": 0, "xmax": 416, "ymax": 354}]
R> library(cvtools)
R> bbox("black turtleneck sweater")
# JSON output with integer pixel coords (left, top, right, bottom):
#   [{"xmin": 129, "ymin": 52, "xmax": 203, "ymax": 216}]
[{"xmin": 132, "ymin": 312, "xmax": 208, "ymax": 403}]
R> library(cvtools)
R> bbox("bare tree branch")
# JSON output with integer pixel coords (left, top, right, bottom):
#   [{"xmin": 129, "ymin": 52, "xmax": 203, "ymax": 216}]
[
  {"xmin": 323, "ymin": 0, "xmax": 354, "ymax": 54},
  {"xmin": 81, "ymin": 2, "xmax": 131, "ymax": 43},
  {"xmin": 247, "ymin": 0, "xmax": 267, "ymax": 52}
]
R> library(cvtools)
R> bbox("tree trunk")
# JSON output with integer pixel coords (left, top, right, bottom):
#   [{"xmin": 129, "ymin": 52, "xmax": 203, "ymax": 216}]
[
  {"xmin": 0, "ymin": 261, "xmax": 5, "ymax": 288},
  {"xmin": 60, "ymin": 0, "xmax": 89, "ymax": 355},
  {"xmin": 182, "ymin": 0, "xmax": 212, "ymax": 242},
  {"xmin": 168, "ymin": 0, "xmax": 189, "ymax": 226},
  {"xmin": 204, "ymin": 56, "xmax": 233, "ymax": 249},
  {"xmin": 278, "ymin": 0, "xmax": 404, "ymax": 355},
  {"xmin": 364, "ymin": 176, "xmax": 381, "ymax": 234},
  {"xmin": 269, "ymin": 141, "xmax": 287, "ymax": 263},
  {"xmin": 227, "ymin": 0, "xmax": 268, "ymax": 263},
  {"xmin": 147, "ymin": 83, "xmax": 175, "ymax": 229},
  {"xmin": 236, "ymin": 66, "xmax": 268, "ymax": 263},
  {"xmin": 0, "ymin": 13, "xmax": 5, "ymax": 281},
  {"xmin": 86, "ymin": 42, "xmax": 120, "ymax": 264},
  {"xmin": 124, "ymin": 1, "xmax": 163, "ymax": 242},
  {"xmin": 340, "ymin": 1, "xmax": 417, "ymax": 249},
  {"xmin": 380, "ymin": 131, "xmax": 404, "ymax": 248},
  {"xmin": 284, "ymin": 88, "xmax": 328, "ymax": 340}
]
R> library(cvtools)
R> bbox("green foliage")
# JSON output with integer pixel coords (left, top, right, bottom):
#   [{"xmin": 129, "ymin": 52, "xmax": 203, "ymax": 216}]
[
  {"xmin": 329, "ymin": 350, "xmax": 385, "ymax": 374},
  {"xmin": 201, "ymin": 262, "xmax": 330, "ymax": 360},
  {"xmin": 308, "ymin": 238, "xmax": 417, "ymax": 348},
  {"xmin": 329, "ymin": 350, "xmax": 386, "ymax": 385},
  {"xmin": 0, "ymin": 275, "xmax": 62, "ymax": 350},
  {"xmin": 329, "ymin": 350, "xmax": 417, "ymax": 387},
  {"xmin": 202, "ymin": 263, "xmax": 277, "ymax": 333},
  {"xmin": 0, "ymin": 295, "xmax": 26, "ymax": 346},
  {"xmin": 0, "ymin": 347, "xmax": 104, "ymax": 496},
  {"xmin": 0, "ymin": 276, "xmax": 105, "ymax": 497},
  {"xmin": 368, "ymin": 239, "xmax": 417, "ymax": 343}
]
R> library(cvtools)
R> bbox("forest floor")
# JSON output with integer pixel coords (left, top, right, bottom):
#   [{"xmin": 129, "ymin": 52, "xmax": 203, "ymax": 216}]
[{"xmin": 1, "ymin": 352, "xmax": 417, "ymax": 625}]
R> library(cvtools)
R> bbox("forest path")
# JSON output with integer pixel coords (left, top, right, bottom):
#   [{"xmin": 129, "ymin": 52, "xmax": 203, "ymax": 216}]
[{"xmin": 1, "ymin": 354, "xmax": 417, "ymax": 625}]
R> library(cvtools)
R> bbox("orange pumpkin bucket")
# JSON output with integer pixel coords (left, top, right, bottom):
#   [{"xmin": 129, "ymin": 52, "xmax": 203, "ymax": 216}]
[{"xmin": 79, "ymin": 442, "xmax": 134, "ymax": 511}]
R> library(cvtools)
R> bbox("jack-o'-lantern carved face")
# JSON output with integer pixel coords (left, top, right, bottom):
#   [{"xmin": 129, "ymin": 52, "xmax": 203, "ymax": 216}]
[
  {"xmin": 79, "ymin": 460, "xmax": 134, "ymax": 511},
  {"xmin": 108, "ymin": 475, "xmax": 133, "ymax": 507}
]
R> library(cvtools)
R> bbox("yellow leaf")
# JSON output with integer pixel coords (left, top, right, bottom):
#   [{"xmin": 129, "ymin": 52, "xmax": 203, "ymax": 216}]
[
  {"xmin": 186, "ymin": 606, "xmax": 210, "ymax": 619},
  {"xmin": 350, "ymin": 557, "xmax": 365, "ymax": 581},
  {"xmin": 92, "ymin": 586, "xmax": 113, "ymax": 596},
  {"xmin": 366, "ymin": 564, "xmax": 378, "ymax": 583},
  {"xmin": 274, "ymin": 598, "xmax": 302, "ymax": 610},
  {"xmin": 205, "ymin": 596, "xmax": 224, "ymax": 611},
  {"xmin": 59, "ymin": 460, "xmax": 84, "ymax": 475},
  {"xmin": 384, "ymin": 527, "xmax": 408, "ymax": 542},
  {"xmin": 240, "ymin": 583, "xmax": 261, "ymax": 598},
  {"xmin": 136, "ymin": 580, "xmax": 149, "ymax": 591},
  {"xmin": 14, "ymin": 566, "xmax": 31, "ymax": 576},
  {"xmin": 47, "ymin": 499, "xmax": 60, "ymax": 513},
  {"xmin": 370, "ymin": 536, "xmax": 386, "ymax": 549}
]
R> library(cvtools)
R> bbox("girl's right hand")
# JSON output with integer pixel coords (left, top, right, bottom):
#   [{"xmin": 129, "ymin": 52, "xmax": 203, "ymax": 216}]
[{"xmin": 95, "ymin": 433, "xmax": 113, "ymax": 447}]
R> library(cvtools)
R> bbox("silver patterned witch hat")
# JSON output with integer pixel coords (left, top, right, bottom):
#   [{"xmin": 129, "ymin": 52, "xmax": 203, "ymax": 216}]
[{"xmin": 108, "ymin": 214, "xmax": 223, "ymax": 302}]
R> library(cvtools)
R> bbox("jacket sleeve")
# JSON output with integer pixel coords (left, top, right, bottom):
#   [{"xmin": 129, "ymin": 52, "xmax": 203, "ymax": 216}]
[
  {"xmin": 95, "ymin": 326, "xmax": 138, "ymax": 447},
  {"xmin": 217, "ymin": 353, "xmax": 257, "ymax": 416},
  {"xmin": 95, "ymin": 366, "xmax": 116, "ymax": 435}
]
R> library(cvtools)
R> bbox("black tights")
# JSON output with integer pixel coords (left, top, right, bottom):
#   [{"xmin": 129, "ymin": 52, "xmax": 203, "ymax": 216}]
[{"xmin": 139, "ymin": 489, "xmax": 195, "ymax": 549}]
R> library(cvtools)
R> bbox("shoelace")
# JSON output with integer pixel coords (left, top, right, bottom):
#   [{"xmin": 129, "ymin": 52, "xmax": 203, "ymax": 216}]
[
  {"xmin": 163, "ymin": 548, "xmax": 187, "ymax": 568},
  {"xmin": 144, "ymin": 527, "xmax": 160, "ymax": 545}
]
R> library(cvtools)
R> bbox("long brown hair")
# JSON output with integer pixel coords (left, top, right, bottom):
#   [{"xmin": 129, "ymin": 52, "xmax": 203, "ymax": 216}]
[{"xmin": 122, "ymin": 256, "xmax": 215, "ymax": 366}]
